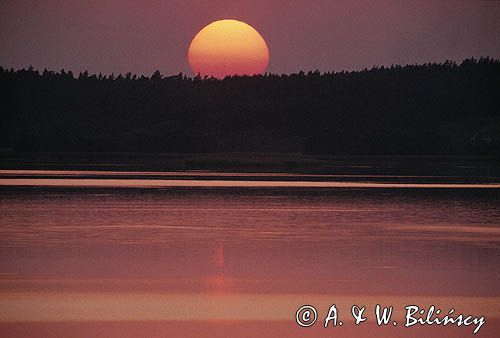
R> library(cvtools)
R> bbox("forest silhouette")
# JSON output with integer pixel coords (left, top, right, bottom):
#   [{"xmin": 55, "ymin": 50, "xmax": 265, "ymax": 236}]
[{"xmin": 1, "ymin": 58, "xmax": 499, "ymax": 155}]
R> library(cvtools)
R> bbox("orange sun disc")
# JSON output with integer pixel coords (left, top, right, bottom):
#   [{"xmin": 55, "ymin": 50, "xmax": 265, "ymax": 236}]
[{"xmin": 188, "ymin": 19, "xmax": 270, "ymax": 79}]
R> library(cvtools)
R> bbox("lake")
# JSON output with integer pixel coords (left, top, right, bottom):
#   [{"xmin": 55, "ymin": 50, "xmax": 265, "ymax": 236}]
[{"xmin": 0, "ymin": 165, "xmax": 499, "ymax": 337}]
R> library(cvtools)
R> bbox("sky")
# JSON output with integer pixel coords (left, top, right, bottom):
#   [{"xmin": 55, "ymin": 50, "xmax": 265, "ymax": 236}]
[{"xmin": 0, "ymin": 0, "xmax": 499, "ymax": 76}]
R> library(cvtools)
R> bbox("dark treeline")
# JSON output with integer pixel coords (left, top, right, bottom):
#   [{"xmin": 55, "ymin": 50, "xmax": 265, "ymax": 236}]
[{"xmin": 1, "ymin": 58, "xmax": 499, "ymax": 155}]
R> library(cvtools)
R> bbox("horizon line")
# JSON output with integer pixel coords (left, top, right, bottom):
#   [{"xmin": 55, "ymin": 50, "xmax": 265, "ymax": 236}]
[{"xmin": 1, "ymin": 56, "xmax": 499, "ymax": 80}]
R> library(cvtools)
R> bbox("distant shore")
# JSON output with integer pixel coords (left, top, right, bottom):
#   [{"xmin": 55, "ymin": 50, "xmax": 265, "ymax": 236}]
[{"xmin": 2, "ymin": 59, "xmax": 499, "ymax": 156}]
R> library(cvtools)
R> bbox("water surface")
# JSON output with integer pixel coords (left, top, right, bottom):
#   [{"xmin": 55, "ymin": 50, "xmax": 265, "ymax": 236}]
[{"xmin": 1, "ymin": 169, "xmax": 499, "ymax": 337}]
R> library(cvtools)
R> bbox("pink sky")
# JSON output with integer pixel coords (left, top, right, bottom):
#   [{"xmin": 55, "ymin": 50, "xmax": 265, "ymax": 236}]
[{"xmin": 1, "ymin": 1, "xmax": 499, "ymax": 75}]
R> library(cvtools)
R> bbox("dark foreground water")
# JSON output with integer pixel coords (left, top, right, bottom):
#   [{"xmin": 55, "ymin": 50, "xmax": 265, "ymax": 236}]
[{"xmin": 0, "ymin": 168, "xmax": 499, "ymax": 337}]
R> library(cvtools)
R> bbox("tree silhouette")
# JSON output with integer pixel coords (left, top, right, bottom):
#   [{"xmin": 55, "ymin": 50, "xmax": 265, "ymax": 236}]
[{"xmin": 1, "ymin": 58, "xmax": 499, "ymax": 155}]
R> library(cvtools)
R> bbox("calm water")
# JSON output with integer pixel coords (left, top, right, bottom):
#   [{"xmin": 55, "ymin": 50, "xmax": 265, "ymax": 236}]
[{"xmin": 1, "ymin": 169, "xmax": 499, "ymax": 337}]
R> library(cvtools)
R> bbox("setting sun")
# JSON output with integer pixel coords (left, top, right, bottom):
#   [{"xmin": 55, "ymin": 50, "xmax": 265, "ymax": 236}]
[{"xmin": 188, "ymin": 19, "xmax": 270, "ymax": 79}]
